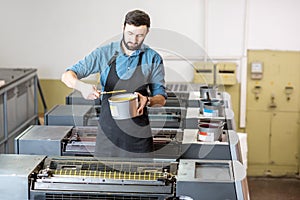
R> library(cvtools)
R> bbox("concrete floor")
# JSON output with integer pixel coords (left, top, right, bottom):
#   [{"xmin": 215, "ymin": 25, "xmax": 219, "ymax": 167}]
[{"xmin": 247, "ymin": 177, "xmax": 300, "ymax": 200}]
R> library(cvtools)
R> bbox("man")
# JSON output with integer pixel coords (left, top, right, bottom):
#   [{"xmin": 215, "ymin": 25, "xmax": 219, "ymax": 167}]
[{"xmin": 61, "ymin": 10, "xmax": 167, "ymax": 158}]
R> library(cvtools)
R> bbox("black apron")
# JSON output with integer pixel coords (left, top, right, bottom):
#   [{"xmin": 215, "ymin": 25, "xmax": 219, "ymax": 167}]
[{"xmin": 94, "ymin": 51, "xmax": 153, "ymax": 158}]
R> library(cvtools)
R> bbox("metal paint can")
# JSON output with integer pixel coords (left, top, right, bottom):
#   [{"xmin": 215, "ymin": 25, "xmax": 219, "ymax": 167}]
[
  {"xmin": 108, "ymin": 93, "xmax": 138, "ymax": 120},
  {"xmin": 200, "ymin": 86, "xmax": 217, "ymax": 99},
  {"xmin": 202, "ymin": 102, "xmax": 219, "ymax": 117},
  {"xmin": 199, "ymin": 99, "xmax": 220, "ymax": 114},
  {"xmin": 202, "ymin": 100, "xmax": 225, "ymax": 117},
  {"xmin": 198, "ymin": 123, "xmax": 223, "ymax": 142}
]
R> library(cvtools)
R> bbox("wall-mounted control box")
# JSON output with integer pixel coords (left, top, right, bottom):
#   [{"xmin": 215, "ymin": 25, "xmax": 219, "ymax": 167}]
[{"xmin": 251, "ymin": 62, "xmax": 263, "ymax": 80}]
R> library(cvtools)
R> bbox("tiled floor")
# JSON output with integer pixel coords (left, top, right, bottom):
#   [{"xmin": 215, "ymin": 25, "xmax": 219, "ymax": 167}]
[{"xmin": 248, "ymin": 177, "xmax": 300, "ymax": 200}]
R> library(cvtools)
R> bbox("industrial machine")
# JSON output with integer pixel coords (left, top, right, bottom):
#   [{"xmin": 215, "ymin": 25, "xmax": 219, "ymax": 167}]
[
  {"xmin": 15, "ymin": 124, "xmax": 241, "ymax": 161},
  {"xmin": 9, "ymin": 82, "xmax": 250, "ymax": 199},
  {"xmin": 184, "ymin": 86, "xmax": 236, "ymax": 130},
  {"xmin": 180, "ymin": 129, "xmax": 242, "ymax": 161},
  {"xmin": 62, "ymin": 83, "xmax": 235, "ymax": 130},
  {"xmin": 176, "ymin": 159, "xmax": 248, "ymax": 200},
  {"xmin": 18, "ymin": 82, "xmax": 240, "ymax": 162},
  {"xmin": 64, "ymin": 83, "xmax": 231, "ymax": 108},
  {"xmin": 45, "ymin": 104, "xmax": 187, "ymax": 129},
  {"xmin": 65, "ymin": 83, "xmax": 192, "ymax": 107},
  {"xmin": 0, "ymin": 154, "xmax": 248, "ymax": 200},
  {"xmin": 62, "ymin": 83, "xmax": 197, "ymax": 129},
  {"xmin": 66, "ymin": 90, "xmax": 101, "ymax": 105},
  {"xmin": 148, "ymin": 106, "xmax": 186, "ymax": 128},
  {"xmin": 0, "ymin": 154, "xmax": 178, "ymax": 200},
  {"xmin": 15, "ymin": 125, "xmax": 183, "ymax": 158},
  {"xmin": 44, "ymin": 104, "xmax": 99, "ymax": 126},
  {"xmin": 184, "ymin": 107, "xmax": 236, "ymax": 130},
  {"xmin": 50, "ymin": 83, "xmax": 233, "ymax": 130}
]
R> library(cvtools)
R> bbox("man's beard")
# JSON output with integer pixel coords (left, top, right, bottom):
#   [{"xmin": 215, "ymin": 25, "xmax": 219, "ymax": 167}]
[{"xmin": 122, "ymin": 34, "xmax": 144, "ymax": 51}]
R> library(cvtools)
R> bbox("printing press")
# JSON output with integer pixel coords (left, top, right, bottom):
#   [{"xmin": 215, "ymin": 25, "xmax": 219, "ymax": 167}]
[
  {"xmin": 9, "ymin": 83, "xmax": 250, "ymax": 199},
  {"xmin": 52, "ymin": 84, "xmax": 193, "ymax": 129},
  {"xmin": 18, "ymin": 83, "xmax": 241, "ymax": 162},
  {"xmin": 176, "ymin": 159, "xmax": 248, "ymax": 200},
  {"xmin": 0, "ymin": 154, "xmax": 248, "ymax": 200},
  {"xmin": 15, "ymin": 125, "xmax": 242, "ymax": 162},
  {"xmin": 64, "ymin": 82, "xmax": 196, "ymax": 106},
  {"xmin": 181, "ymin": 129, "xmax": 242, "ymax": 161},
  {"xmin": 50, "ymin": 83, "xmax": 233, "ymax": 129},
  {"xmin": 15, "ymin": 125, "xmax": 183, "ymax": 159},
  {"xmin": 44, "ymin": 103, "xmax": 186, "ymax": 129},
  {"xmin": 0, "ymin": 154, "xmax": 178, "ymax": 200},
  {"xmin": 184, "ymin": 87, "xmax": 236, "ymax": 130},
  {"xmin": 44, "ymin": 104, "xmax": 100, "ymax": 126}
]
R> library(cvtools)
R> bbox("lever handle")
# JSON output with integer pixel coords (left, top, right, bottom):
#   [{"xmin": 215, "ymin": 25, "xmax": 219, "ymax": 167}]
[{"xmin": 269, "ymin": 94, "xmax": 277, "ymax": 108}]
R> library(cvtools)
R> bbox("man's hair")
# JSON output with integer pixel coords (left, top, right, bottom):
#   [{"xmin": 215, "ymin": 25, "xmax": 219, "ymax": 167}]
[{"xmin": 124, "ymin": 10, "xmax": 150, "ymax": 28}]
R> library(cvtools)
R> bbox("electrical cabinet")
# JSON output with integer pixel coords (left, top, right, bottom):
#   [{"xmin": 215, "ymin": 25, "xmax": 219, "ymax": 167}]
[
  {"xmin": 193, "ymin": 62, "xmax": 237, "ymax": 86},
  {"xmin": 247, "ymin": 110, "xmax": 299, "ymax": 176},
  {"xmin": 246, "ymin": 50, "xmax": 300, "ymax": 176},
  {"xmin": 216, "ymin": 62, "xmax": 237, "ymax": 85},
  {"xmin": 193, "ymin": 62, "xmax": 214, "ymax": 84}
]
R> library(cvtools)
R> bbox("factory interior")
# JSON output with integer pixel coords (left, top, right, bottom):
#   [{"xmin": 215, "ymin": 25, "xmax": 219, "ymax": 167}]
[{"xmin": 0, "ymin": 0, "xmax": 299, "ymax": 199}]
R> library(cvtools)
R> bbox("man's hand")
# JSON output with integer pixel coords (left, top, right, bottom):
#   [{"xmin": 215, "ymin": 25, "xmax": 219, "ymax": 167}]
[
  {"xmin": 135, "ymin": 92, "xmax": 166, "ymax": 116},
  {"xmin": 135, "ymin": 92, "xmax": 148, "ymax": 116},
  {"xmin": 74, "ymin": 80, "xmax": 100, "ymax": 100},
  {"xmin": 61, "ymin": 70, "xmax": 100, "ymax": 100}
]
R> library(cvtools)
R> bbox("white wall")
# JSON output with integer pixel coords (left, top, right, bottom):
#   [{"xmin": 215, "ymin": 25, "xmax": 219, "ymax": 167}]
[
  {"xmin": 248, "ymin": 0, "xmax": 300, "ymax": 50},
  {"xmin": 2, "ymin": 0, "xmax": 299, "ymax": 128},
  {"xmin": 207, "ymin": 0, "xmax": 246, "ymax": 57},
  {"xmin": 1, "ymin": 0, "xmax": 299, "ymax": 80},
  {"xmin": 0, "ymin": 0, "xmax": 204, "ymax": 79}
]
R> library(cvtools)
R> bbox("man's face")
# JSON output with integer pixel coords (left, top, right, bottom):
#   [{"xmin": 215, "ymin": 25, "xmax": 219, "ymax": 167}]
[{"xmin": 122, "ymin": 24, "xmax": 148, "ymax": 51}]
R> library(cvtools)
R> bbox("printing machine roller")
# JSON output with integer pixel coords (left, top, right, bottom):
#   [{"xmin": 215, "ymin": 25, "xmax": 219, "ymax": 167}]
[{"xmin": 32, "ymin": 157, "xmax": 178, "ymax": 199}]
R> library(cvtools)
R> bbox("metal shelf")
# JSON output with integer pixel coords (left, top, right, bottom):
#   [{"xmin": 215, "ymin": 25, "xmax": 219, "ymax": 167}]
[{"xmin": 0, "ymin": 68, "xmax": 41, "ymax": 153}]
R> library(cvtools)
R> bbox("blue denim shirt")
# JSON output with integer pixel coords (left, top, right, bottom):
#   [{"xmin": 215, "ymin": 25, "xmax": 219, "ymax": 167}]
[{"xmin": 66, "ymin": 40, "xmax": 167, "ymax": 98}]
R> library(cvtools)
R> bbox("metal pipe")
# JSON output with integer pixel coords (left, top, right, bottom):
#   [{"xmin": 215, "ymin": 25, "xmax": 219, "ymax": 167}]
[
  {"xmin": 3, "ymin": 91, "xmax": 8, "ymax": 153},
  {"xmin": 37, "ymin": 77, "xmax": 47, "ymax": 114},
  {"xmin": 34, "ymin": 75, "xmax": 39, "ymax": 124},
  {"xmin": 239, "ymin": 0, "xmax": 250, "ymax": 128}
]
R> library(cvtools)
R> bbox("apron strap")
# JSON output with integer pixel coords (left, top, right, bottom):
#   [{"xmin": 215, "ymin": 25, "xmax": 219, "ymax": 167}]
[{"xmin": 107, "ymin": 51, "xmax": 119, "ymax": 66}]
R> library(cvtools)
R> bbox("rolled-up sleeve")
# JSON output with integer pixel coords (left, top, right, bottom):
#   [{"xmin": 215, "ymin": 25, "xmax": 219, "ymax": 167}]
[
  {"xmin": 66, "ymin": 48, "xmax": 102, "ymax": 79},
  {"xmin": 149, "ymin": 54, "xmax": 167, "ymax": 99}
]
